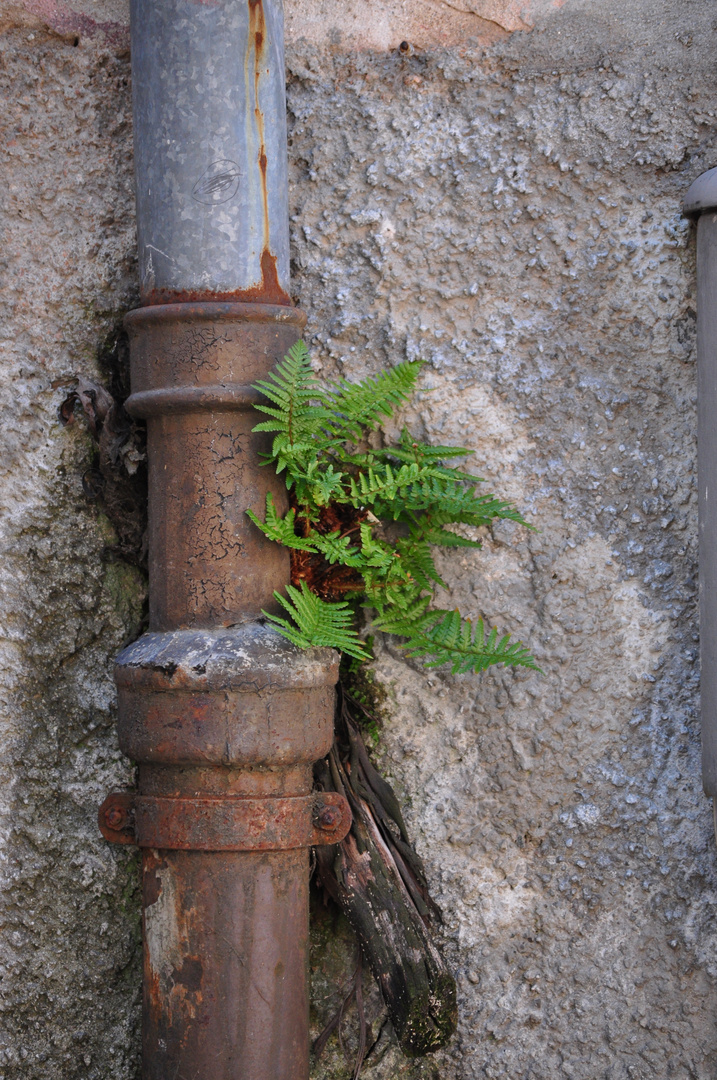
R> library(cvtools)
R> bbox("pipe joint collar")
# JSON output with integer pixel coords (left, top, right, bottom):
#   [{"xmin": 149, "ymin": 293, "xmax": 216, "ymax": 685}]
[{"xmin": 99, "ymin": 791, "xmax": 351, "ymax": 850}]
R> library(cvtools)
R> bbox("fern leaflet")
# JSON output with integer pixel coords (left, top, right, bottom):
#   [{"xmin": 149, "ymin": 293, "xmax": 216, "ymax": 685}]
[
  {"xmin": 263, "ymin": 582, "xmax": 370, "ymax": 661},
  {"xmin": 328, "ymin": 361, "xmax": 422, "ymax": 438},
  {"xmin": 246, "ymin": 494, "xmax": 316, "ymax": 551},
  {"xmin": 373, "ymin": 607, "xmax": 541, "ymax": 675}
]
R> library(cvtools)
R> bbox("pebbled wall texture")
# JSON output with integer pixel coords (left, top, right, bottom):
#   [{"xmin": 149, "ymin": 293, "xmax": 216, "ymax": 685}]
[{"xmin": 1, "ymin": 0, "xmax": 717, "ymax": 1077}]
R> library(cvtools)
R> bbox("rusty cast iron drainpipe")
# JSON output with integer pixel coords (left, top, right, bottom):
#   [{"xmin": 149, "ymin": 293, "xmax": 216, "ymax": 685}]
[
  {"xmin": 99, "ymin": 3, "xmax": 350, "ymax": 1078},
  {"xmin": 684, "ymin": 168, "xmax": 717, "ymax": 835}
]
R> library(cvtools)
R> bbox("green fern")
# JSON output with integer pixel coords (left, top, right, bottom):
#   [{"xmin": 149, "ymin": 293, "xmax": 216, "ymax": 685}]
[
  {"xmin": 263, "ymin": 582, "xmax": 370, "ymax": 661},
  {"xmin": 248, "ymin": 341, "xmax": 539, "ymax": 677},
  {"xmin": 416, "ymin": 524, "xmax": 484, "ymax": 549},
  {"xmin": 246, "ymin": 494, "xmax": 316, "ymax": 551},
  {"xmin": 328, "ymin": 362, "xmax": 422, "ymax": 438},
  {"xmin": 252, "ymin": 341, "xmax": 336, "ymax": 486},
  {"xmin": 312, "ymin": 531, "xmax": 364, "ymax": 567},
  {"xmin": 373, "ymin": 605, "xmax": 541, "ymax": 675}
]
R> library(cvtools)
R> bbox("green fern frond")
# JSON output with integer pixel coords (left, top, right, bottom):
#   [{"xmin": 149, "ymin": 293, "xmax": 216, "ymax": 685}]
[
  {"xmin": 308, "ymin": 463, "xmax": 346, "ymax": 506},
  {"xmin": 246, "ymin": 494, "xmax": 316, "ymax": 551},
  {"xmin": 403, "ymin": 477, "xmax": 531, "ymax": 528},
  {"xmin": 252, "ymin": 341, "xmax": 333, "ymax": 448},
  {"xmin": 312, "ymin": 530, "xmax": 364, "ymax": 567},
  {"xmin": 262, "ymin": 434, "xmax": 315, "ymax": 477},
  {"xmin": 373, "ymin": 606, "xmax": 540, "ymax": 675},
  {"xmin": 349, "ymin": 462, "xmax": 427, "ymax": 513},
  {"xmin": 263, "ymin": 582, "xmax": 370, "ymax": 660},
  {"xmin": 415, "ymin": 524, "xmax": 483, "ymax": 549},
  {"xmin": 328, "ymin": 361, "xmax": 423, "ymax": 437},
  {"xmin": 384, "ymin": 428, "xmax": 475, "ymax": 477},
  {"xmin": 395, "ymin": 538, "xmax": 445, "ymax": 590},
  {"xmin": 358, "ymin": 524, "xmax": 395, "ymax": 569},
  {"xmin": 370, "ymin": 592, "xmax": 432, "ymax": 627},
  {"xmin": 346, "ymin": 466, "xmax": 528, "ymax": 530}
]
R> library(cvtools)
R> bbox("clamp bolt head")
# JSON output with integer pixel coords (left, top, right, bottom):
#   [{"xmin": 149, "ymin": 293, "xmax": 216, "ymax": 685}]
[
  {"xmin": 105, "ymin": 806, "xmax": 126, "ymax": 830},
  {"xmin": 314, "ymin": 805, "xmax": 341, "ymax": 831}
]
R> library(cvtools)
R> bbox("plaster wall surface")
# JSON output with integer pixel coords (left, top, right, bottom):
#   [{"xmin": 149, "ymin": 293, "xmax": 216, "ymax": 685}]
[{"xmin": 0, "ymin": 0, "xmax": 716, "ymax": 1077}]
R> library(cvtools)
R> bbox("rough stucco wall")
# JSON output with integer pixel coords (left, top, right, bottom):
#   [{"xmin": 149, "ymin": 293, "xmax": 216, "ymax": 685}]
[
  {"xmin": 1, "ymin": 0, "xmax": 716, "ymax": 1077},
  {"xmin": 0, "ymin": 28, "xmax": 144, "ymax": 1078}
]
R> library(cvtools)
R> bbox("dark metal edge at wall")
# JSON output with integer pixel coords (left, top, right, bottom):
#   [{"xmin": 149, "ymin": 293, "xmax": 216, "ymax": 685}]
[
  {"xmin": 684, "ymin": 167, "xmax": 717, "ymax": 803},
  {"xmin": 98, "ymin": 4, "xmax": 349, "ymax": 1078}
]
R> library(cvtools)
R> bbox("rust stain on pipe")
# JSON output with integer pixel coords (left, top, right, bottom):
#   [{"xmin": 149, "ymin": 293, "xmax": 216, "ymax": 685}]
[
  {"xmin": 132, "ymin": 0, "xmax": 291, "ymax": 309},
  {"xmin": 141, "ymin": 272, "xmax": 291, "ymax": 307},
  {"xmin": 248, "ymin": 0, "xmax": 288, "ymax": 308},
  {"xmin": 142, "ymin": 848, "xmax": 313, "ymax": 1080},
  {"xmin": 249, "ymin": 0, "xmax": 269, "ymax": 245}
]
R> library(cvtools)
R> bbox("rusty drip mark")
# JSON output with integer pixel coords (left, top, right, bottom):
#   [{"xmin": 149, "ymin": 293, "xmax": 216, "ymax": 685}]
[
  {"xmin": 248, "ymin": 0, "xmax": 280, "ymax": 302},
  {"xmin": 258, "ymin": 249, "xmax": 283, "ymax": 300},
  {"xmin": 249, "ymin": 0, "xmax": 270, "ymax": 251},
  {"xmin": 258, "ymin": 143, "xmax": 269, "ymax": 253}
]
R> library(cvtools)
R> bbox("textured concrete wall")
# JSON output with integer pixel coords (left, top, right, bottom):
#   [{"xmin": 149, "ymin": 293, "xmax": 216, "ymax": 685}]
[{"xmin": 1, "ymin": 0, "xmax": 716, "ymax": 1077}]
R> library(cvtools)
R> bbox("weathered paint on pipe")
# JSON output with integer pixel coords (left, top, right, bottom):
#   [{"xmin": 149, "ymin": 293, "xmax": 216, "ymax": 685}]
[
  {"xmin": 142, "ymin": 848, "xmax": 311, "ymax": 1080},
  {"xmin": 130, "ymin": 0, "xmax": 290, "ymax": 305},
  {"xmin": 685, "ymin": 168, "xmax": 717, "ymax": 800}
]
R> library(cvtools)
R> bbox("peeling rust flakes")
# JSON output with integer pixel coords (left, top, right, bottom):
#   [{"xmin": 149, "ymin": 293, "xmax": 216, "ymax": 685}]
[
  {"xmin": 145, "ymin": 965, "xmax": 163, "ymax": 1030},
  {"xmin": 145, "ymin": 871, "xmax": 163, "ymax": 908},
  {"xmin": 144, "ymin": 850, "xmax": 168, "ymax": 907}
]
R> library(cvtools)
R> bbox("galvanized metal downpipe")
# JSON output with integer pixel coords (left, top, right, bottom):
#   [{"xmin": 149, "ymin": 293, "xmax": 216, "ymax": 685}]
[
  {"xmin": 684, "ymin": 169, "xmax": 717, "ymax": 824},
  {"xmin": 99, "ymin": 3, "xmax": 350, "ymax": 1077}
]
